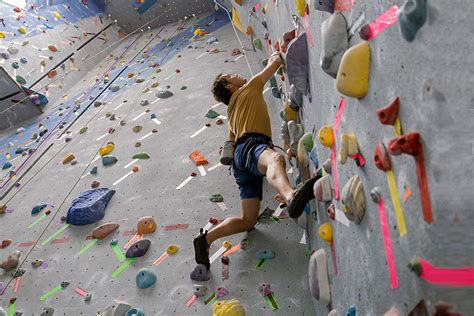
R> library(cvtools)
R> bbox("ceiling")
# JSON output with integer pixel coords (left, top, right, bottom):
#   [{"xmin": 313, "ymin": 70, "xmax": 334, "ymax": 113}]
[{"xmin": 92, "ymin": 0, "xmax": 224, "ymax": 33}]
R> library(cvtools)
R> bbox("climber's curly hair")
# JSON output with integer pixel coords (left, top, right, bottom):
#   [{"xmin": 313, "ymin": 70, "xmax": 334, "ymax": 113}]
[{"xmin": 211, "ymin": 74, "xmax": 232, "ymax": 105}]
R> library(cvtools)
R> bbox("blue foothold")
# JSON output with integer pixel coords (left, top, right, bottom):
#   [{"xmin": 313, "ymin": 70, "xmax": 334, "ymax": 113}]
[
  {"xmin": 102, "ymin": 155, "xmax": 118, "ymax": 166},
  {"xmin": 256, "ymin": 249, "xmax": 275, "ymax": 260},
  {"xmin": 136, "ymin": 268, "xmax": 156, "ymax": 289},
  {"xmin": 90, "ymin": 166, "xmax": 98, "ymax": 174},
  {"xmin": 32, "ymin": 203, "xmax": 48, "ymax": 215},
  {"xmin": 347, "ymin": 305, "xmax": 356, "ymax": 316},
  {"xmin": 2, "ymin": 162, "xmax": 12, "ymax": 170},
  {"xmin": 126, "ymin": 307, "xmax": 145, "ymax": 316},
  {"xmin": 397, "ymin": 0, "xmax": 427, "ymax": 42}
]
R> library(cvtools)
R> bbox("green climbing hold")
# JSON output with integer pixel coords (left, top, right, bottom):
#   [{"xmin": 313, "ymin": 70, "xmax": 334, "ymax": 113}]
[
  {"xmin": 151, "ymin": 82, "xmax": 159, "ymax": 88},
  {"xmin": 16, "ymin": 75, "xmax": 26, "ymax": 85},
  {"xmin": 301, "ymin": 132, "xmax": 314, "ymax": 153},
  {"xmin": 253, "ymin": 38, "xmax": 263, "ymax": 50},
  {"xmin": 132, "ymin": 152, "xmax": 150, "ymax": 160},
  {"xmin": 79, "ymin": 127, "xmax": 88, "ymax": 134},
  {"xmin": 209, "ymin": 194, "xmax": 224, "ymax": 203},
  {"xmin": 205, "ymin": 109, "xmax": 220, "ymax": 119}
]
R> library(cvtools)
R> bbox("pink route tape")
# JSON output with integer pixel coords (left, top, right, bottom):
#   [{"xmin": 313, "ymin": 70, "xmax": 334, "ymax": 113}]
[
  {"xmin": 331, "ymin": 96, "xmax": 346, "ymax": 199},
  {"xmin": 331, "ymin": 242, "xmax": 338, "ymax": 275},
  {"xmin": 418, "ymin": 258, "xmax": 474, "ymax": 287},
  {"xmin": 185, "ymin": 294, "xmax": 198, "ymax": 307},
  {"xmin": 366, "ymin": 6, "xmax": 399, "ymax": 41},
  {"xmin": 74, "ymin": 287, "xmax": 88, "ymax": 297},
  {"xmin": 377, "ymin": 197, "xmax": 398, "ymax": 289},
  {"xmin": 304, "ymin": 14, "xmax": 313, "ymax": 48},
  {"xmin": 335, "ymin": 0, "xmax": 355, "ymax": 11}
]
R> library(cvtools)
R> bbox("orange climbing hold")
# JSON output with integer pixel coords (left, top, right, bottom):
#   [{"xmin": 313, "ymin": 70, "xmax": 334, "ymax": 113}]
[
  {"xmin": 47, "ymin": 70, "xmax": 58, "ymax": 78},
  {"xmin": 189, "ymin": 150, "xmax": 208, "ymax": 166}
]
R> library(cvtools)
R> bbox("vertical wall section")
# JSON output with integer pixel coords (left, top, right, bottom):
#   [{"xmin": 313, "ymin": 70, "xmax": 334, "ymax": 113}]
[{"xmin": 232, "ymin": 0, "xmax": 473, "ymax": 314}]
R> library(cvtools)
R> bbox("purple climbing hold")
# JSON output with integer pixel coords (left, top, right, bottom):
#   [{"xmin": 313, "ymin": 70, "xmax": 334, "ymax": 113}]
[
  {"xmin": 190, "ymin": 264, "xmax": 210, "ymax": 282},
  {"xmin": 215, "ymin": 286, "xmax": 228, "ymax": 299},
  {"xmin": 258, "ymin": 283, "xmax": 272, "ymax": 297},
  {"xmin": 125, "ymin": 239, "xmax": 151, "ymax": 258}
]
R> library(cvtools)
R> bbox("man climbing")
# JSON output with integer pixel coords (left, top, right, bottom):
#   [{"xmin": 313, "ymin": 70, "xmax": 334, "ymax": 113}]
[{"xmin": 194, "ymin": 52, "xmax": 319, "ymax": 270}]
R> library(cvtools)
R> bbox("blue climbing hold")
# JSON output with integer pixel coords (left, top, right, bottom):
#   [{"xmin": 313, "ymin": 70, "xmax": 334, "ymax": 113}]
[
  {"xmin": 256, "ymin": 250, "xmax": 275, "ymax": 260},
  {"xmin": 2, "ymin": 162, "xmax": 12, "ymax": 170},
  {"xmin": 126, "ymin": 307, "xmax": 145, "ymax": 316},
  {"xmin": 32, "ymin": 203, "xmax": 48, "ymax": 215},
  {"xmin": 16, "ymin": 127, "xmax": 25, "ymax": 134},
  {"xmin": 90, "ymin": 166, "xmax": 98, "ymax": 174},
  {"xmin": 102, "ymin": 155, "xmax": 118, "ymax": 166},
  {"xmin": 347, "ymin": 305, "xmax": 356, "ymax": 316},
  {"xmin": 398, "ymin": 0, "xmax": 427, "ymax": 42},
  {"xmin": 66, "ymin": 188, "xmax": 115, "ymax": 225},
  {"xmin": 310, "ymin": 146, "xmax": 319, "ymax": 170},
  {"xmin": 136, "ymin": 268, "xmax": 156, "ymax": 289}
]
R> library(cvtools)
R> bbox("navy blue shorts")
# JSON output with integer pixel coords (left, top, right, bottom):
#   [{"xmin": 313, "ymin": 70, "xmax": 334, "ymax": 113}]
[{"xmin": 232, "ymin": 135, "xmax": 272, "ymax": 200}]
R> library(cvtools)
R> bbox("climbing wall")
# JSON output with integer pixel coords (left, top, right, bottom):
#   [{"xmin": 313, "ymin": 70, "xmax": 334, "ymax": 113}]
[
  {"xmin": 0, "ymin": 3, "xmax": 321, "ymax": 315},
  {"xmin": 230, "ymin": 0, "xmax": 473, "ymax": 315}
]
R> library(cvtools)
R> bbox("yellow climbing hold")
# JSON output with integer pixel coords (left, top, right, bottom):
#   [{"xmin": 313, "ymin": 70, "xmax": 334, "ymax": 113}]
[
  {"xmin": 53, "ymin": 11, "xmax": 61, "ymax": 19},
  {"xmin": 317, "ymin": 125, "xmax": 334, "ymax": 148},
  {"xmin": 62, "ymin": 153, "xmax": 75, "ymax": 164},
  {"xmin": 212, "ymin": 299, "xmax": 245, "ymax": 316},
  {"xmin": 99, "ymin": 143, "xmax": 114, "ymax": 156},
  {"xmin": 166, "ymin": 245, "xmax": 179, "ymax": 255},
  {"xmin": 295, "ymin": 0, "xmax": 306, "ymax": 16},
  {"xmin": 297, "ymin": 137, "xmax": 308, "ymax": 166},
  {"xmin": 318, "ymin": 222, "xmax": 333, "ymax": 245},
  {"xmin": 231, "ymin": 6, "xmax": 246, "ymax": 34},
  {"xmin": 18, "ymin": 26, "xmax": 27, "ymax": 34},
  {"xmin": 222, "ymin": 241, "xmax": 232, "ymax": 249},
  {"xmin": 0, "ymin": 32, "xmax": 5, "ymax": 39},
  {"xmin": 283, "ymin": 101, "xmax": 297, "ymax": 122},
  {"xmin": 336, "ymin": 41, "xmax": 371, "ymax": 98}
]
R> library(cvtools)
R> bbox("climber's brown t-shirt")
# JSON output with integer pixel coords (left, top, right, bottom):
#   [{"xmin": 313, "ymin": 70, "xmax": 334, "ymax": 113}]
[{"xmin": 227, "ymin": 76, "xmax": 272, "ymax": 141}]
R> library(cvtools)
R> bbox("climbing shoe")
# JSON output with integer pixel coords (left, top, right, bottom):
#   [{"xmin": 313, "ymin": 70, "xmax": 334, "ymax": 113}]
[
  {"xmin": 193, "ymin": 229, "xmax": 210, "ymax": 270},
  {"xmin": 287, "ymin": 172, "xmax": 323, "ymax": 218}
]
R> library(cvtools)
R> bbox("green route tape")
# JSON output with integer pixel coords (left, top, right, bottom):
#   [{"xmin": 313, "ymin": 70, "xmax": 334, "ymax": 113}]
[
  {"xmin": 204, "ymin": 292, "xmax": 216, "ymax": 305},
  {"xmin": 256, "ymin": 259, "xmax": 267, "ymax": 270},
  {"xmin": 39, "ymin": 285, "xmax": 62, "ymax": 301},
  {"xmin": 41, "ymin": 224, "xmax": 70, "ymax": 246},
  {"xmin": 8, "ymin": 299, "xmax": 16, "ymax": 316},
  {"xmin": 77, "ymin": 239, "xmax": 99, "ymax": 256},
  {"xmin": 111, "ymin": 244, "xmax": 126, "ymax": 262},
  {"xmin": 265, "ymin": 294, "xmax": 279, "ymax": 311},
  {"xmin": 111, "ymin": 257, "xmax": 136, "ymax": 278},
  {"xmin": 28, "ymin": 213, "xmax": 47, "ymax": 229}
]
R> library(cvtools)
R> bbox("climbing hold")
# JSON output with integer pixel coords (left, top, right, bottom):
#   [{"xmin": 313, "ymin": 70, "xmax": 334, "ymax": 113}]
[
  {"xmin": 134, "ymin": 140, "xmax": 141, "ymax": 148},
  {"xmin": 0, "ymin": 205, "xmax": 7, "ymax": 214},
  {"xmin": 377, "ymin": 97, "xmax": 400, "ymax": 125},
  {"xmin": 206, "ymin": 37, "xmax": 218, "ymax": 44},
  {"xmin": 314, "ymin": 0, "xmax": 334, "ymax": 13},
  {"xmin": 97, "ymin": 300, "xmax": 131, "ymax": 316},
  {"xmin": 140, "ymin": 100, "xmax": 149, "ymax": 106},
  {"xmin": 0, "ymin": 240, "xmax": 12, "ymax": 249},
  {"xmin": 190, "ymin": 264, "xmax": 210, "ymax": 282},
  {"xmin": 32, "ymin": 202, "xmax": 48, "ymax": 215},
  {"xmin": 110, "ymin": 239, "xmax": 118, "ymax": 246},
  {"xmin": 397, "ymin": 0, "xmax": 427, "ymax": 42},
  {"xmin": 256, "ymin": 250, "xmax": 275, "ymax": 260},
  {"xmin": 0, "ymin": 32, "xmax": 5, "ymax": 39},
  {"xmin": 287, "ymin": 85, "xmax": 303, "ymax": 111},
  {"xmin": 0, "ymin": 250, "xmax": 20, "ymax": 271},
  {"xmin": 90, "ymin": 166, "xmax": 98, "ymax": 174},
  {"xmin": 31, "ymin": 259, "xmax": 43, "ymax": 268},
  {"xmin": 61, "ymin": 281, "xmax": 70, "ymax": 288},
  {"xmin": 12, "ymin": 62, "xmax": 19, "ymax": 69},
  {"xmin": 209, "ymin": 194, "xmax": 224, "ymax": 203},
  {"xmin": 102, "ymin": 155, "xmax": 118, "ymax": 166},
  {"xmin": 137, "ymin": 216, "xmax": 157, "ymax": 235},
  {"xmin": 109, "ymin": 85, "xmax": 120, "ymax": 92},
  {"xmin": 370, "ymin": 187, "xmax": 382, "ymax": 203},
  {"xmin": 231, "ymin": 48, "xmax": 241, "ymax": 56},
  {"xmin": 336, "ymin": 41, "xmax": 370, "ymax": 98},
  {"xmin": 79, "ymin": 127, "xmax": 88, "ymax": 134},
  {"xmin": 258, "ymin": 283, "xmax": 272, "ymax": 297},
  {"xmin": 212, "ymin": 300, "xmax": 245, "ymax": 316},
  {"xmin": 340, "ymin": 175, "xmax": 366, "ymax": 224},
  {"xmin": 156, "ymin": 89, "xmax": 173, "ymax": 99},
  {"xmin": 288, "ymin": 121, "xmax": 304, "ymax": 156},
  {"xmin": 132, "ymin": 165, "xmax": 139, "ymax": 173},
  {"xmin": 100, "ymin": 143, "xmax": 115, "ymax": 156},
  {"xmin": 109, "ymin": 114, "xmax": 116, "ymax": 121},
  {"xmin": 295, "ymin": 0, "xmax": 306, "ymax": 16},
  {"xmin": 20, "ymin": 57, "xmax": 27, "ymax": 64},
  {"xmin": 166, "ymin": 245, "xmax": 179, "ymax": 255},
  {"xmin": 94, "ymin": 101, "xmax": 102, "ymax": 108},
  {"xmin": 189, "ymin": 150, "xmax": 209, "ymax": 166},
  {"xmin": 150, "ymin": 114, "xmax": 156, "ymax": 119},
  {"xmin": 318, "ymin": 223, "xmax": 333, "ymax": 245},
  {"xmin": 18, "ymin": 26, "xmax": 27, "ymax": 34},
  {"xmin": 126, "ymin": 239, "xmax": 151, "ymax": 258},
  {"xmin": 347, "ymin": 305, "xmax": 356, "ymax": 316},
  {"xmin": 215, "ymin": 286, "xmax": 229, "ymax": 299},
  {"xmin": 92, "ymin": 223, "xmax": 119, "ymax": 240},
  {"xmin": 300, "ymin": 132, "xmax": 314, "ymax": 152},
  {"xmin": 374, "ymin": 142, "xmax": 392, "ymax": 172},
  {"xmin": 52, "ymin": 11, "xmax": 61, "ymax": 19},
  {"xmin": 40, "ymin": 307, "xmax": 55, "ymax": 316},
  {"xmin": 309, "ymin": 249, "xmax": 331, "ymax": 304},
  {"xmin": 193, "ymin": 284, "xmax": 207, "ymax": 297},
  {"xmin": 2, "ymin": 162, "xmax": 12, "ymax": 170},
  {"xmin": 16, "ymin": 75, "xmax": 26, "ymax": 85},
  {"xmin": 205, "ymin": 109, "xmax": 220, "ymax": 119},
  {"xmin": 313, "ymin": 174, "xmax": 334, "ymax": 202},
  {"xmin": 126, "ymin": 308, "xmax": 145, "ymax": 316},
  {"xmin": 48, "ymin": 45, "xmax": 58, "ymax": 52},
  {"xmin": 120, "ymin": 120, "xmax": 126, "ymax": 126},
  {"xmin": 47, "ymin": 70, "xmax": 58, "ymax": 78},
  {"xmin": 136, "ymin": 77, "xmax": 145, "ymax": 83},
  {"xmin": 253, "ymin": 38, "xmax": 263, "ymax": 50},
  {"xmin": 317, "ymin": 125, "xmax": 334, "ymax": 148},
  {"xmin": 132, "ymin": 152, "xmax": 150, "ymax": 160},
  {"xmin": 181, "ymin": 86, "xmax": 187, "ymax": 90},
  {"xmin": 84, "ymin": 293, "xmax": 92, "ymax": 302},
  {"xmin": 65, "ymin": 188, "xmax": 115, "ymax": 225},
  {"xmin": 63, "ymin": 153, "xmax": 75, "ymax": 164},
  {"xmin": 286, "ymin": 33, "xmax": 309, "ymax": 95},
  {"xmin": 321, "ymin": 12, "xmax": 348, "ymax": 78},
  {"xmin": 338, "ymin": 133, "xmax": 359, "ymax": 165},
  {"xmin": 132, "ymin": 126, "xmax": 143, "ymax": 133}
]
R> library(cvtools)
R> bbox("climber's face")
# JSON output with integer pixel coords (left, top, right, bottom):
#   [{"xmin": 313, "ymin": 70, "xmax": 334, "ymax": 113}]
[{"xmin": 222, "ymin": 74, "xmax": 247, "ymax": 91}]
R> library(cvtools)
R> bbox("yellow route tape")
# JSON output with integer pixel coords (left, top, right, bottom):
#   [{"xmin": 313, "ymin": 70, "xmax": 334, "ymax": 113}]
[{"xmin": 386, "ymin": 170, "xmax": 407, "ymax": 236}]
